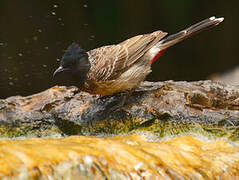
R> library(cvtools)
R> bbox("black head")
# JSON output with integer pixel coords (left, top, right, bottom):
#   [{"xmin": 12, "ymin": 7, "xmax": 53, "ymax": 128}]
[{"xmin": 53, "ymin": 42, "xmax": 91, "ymax": 87}]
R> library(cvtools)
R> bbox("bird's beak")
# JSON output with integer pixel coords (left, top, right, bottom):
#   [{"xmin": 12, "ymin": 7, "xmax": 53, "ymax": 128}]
[{"xmin": 53, "ymin": 66, "xmax": 65, "ymax": 77}]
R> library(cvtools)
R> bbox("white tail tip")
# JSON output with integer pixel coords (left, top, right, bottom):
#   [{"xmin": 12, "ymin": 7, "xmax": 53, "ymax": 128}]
[
  {"xmin": 209, "ymin": 16, "xmax": 216, "ymax": 20},
  {"xmin": 210, "ymin": 16, "xmax": 224, "ymax": 23},
  {"xmin": 216, "ymin": 17, "xmax": 224, "ymax": 22}
]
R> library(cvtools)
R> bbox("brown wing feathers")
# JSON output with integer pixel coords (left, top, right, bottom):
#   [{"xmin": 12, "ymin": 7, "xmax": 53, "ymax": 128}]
[
  {"xmin": 88, "ymin": 30, "xmax": 167, "ymax": 81},
  {"xmin": 121, "ymin": 31, "xmax": 167, "ymax": 67}
]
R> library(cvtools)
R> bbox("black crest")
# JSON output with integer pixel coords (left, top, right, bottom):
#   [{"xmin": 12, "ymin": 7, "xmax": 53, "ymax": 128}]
[
  {"xmin": 61, "ymin": 42, "xmax": 88, "ymax": 67},
  {"xmin": 53, "ymin": 42, "xmax": 91, "ymax": 87}
]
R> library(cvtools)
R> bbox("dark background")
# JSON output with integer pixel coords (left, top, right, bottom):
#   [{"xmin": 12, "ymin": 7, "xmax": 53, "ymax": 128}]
[{"xmin": 0, "ymin": 1, "xmax": 238, "ymax": 98}]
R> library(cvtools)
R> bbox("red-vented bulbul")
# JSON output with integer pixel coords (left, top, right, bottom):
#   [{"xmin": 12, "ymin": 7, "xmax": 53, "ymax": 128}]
[{"xmin": 53, "ymin": 16, "xmax": 224, "ymax": 96}]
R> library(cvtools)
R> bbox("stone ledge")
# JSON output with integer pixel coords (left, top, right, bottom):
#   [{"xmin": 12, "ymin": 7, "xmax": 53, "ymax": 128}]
[{"xmin": 0, "ymin": 80, "xmax": 238, "ymax": 138}]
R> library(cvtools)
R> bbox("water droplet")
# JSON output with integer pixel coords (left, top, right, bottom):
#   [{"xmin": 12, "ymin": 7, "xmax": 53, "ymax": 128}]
[
  {"xmin": 38, "ymin": 29, "xmax": 42, "ymax": 33},
  {"xmin": 43, "ymin": 64, "xmax": 47, "ymax": 68},
  {"xmin": 83, "ymin": 4, "xmax": 88, "ymax": 8},
  {"xmin": 56, "ymin": 58, "xmax": 60, "ymax": 62},
  {"xmin": 9, "ymin": 82, "xmax": 14, "ymax": 86},
  {"xmin": 0, "ymin": 42, "xmax": 4, "ymax": 46},
  {"xmin": 24, "ymin": 39, "xmax": 30, "ymax": 43},
  {"xmin": 51, "ymin": 12, "xmax": 56, "ymax": 16},
  {"xmin": 53, "ymin": 4, "xmax": 58, "ymax": 8},
  {"xmin": 58, "ymin": 18, "xmax": 62, "ymax": 21},
  {"xmin": 18, "ymin": 53, "xmax": 23, "ymax": 57},
  {"xmin": 44, "ymin": 46, "xmax": 49, "ymax": 50},
  {"xmin": 33, "ymin": 36, "xmax": 38, "ymax": 41}
]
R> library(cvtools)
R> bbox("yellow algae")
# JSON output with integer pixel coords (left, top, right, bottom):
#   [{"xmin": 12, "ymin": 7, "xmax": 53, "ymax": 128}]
[{"xmin": 0, "ymin": 135, "xmax": 238, "ymax": 179}]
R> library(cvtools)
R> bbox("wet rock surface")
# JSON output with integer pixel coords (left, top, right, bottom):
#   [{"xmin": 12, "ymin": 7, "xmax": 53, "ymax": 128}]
[{"xmin": 0, "ymin": 80, "xmax": 238, "ymax": 138}]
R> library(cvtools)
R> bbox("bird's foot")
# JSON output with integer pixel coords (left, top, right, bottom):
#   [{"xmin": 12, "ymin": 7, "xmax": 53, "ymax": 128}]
[{"xmin": 103, "ymin": 91, "xmax": 132, "ymax": 113}]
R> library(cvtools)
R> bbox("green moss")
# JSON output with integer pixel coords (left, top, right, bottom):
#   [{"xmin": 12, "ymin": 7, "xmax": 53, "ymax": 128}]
[
  {"xmin": 133, "ymin": 118, "xmax": 239, "ymax": 141},
  {"xmin": 54, "ymin": 118, "xmax": 83, "ymax": 136},
  {"xmin": 0, "ymin": 123, "xmax": 62, "ymax": 138},
  {"xmin": 229, "ymin": 128, "xmax": 239, "ymax": 141},
  {"xmin": 0, "ymin": 115, "xmax": 238, "ymax": 142},
  {"xmin": 81, "ymin": 117, "xmax": 142, "ymax": 135}
]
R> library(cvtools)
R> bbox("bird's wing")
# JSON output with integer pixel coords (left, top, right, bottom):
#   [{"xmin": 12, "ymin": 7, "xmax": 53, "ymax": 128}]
[{"xmin": 87, "ymin": 30, "xmax": 167, "ymax": 81}]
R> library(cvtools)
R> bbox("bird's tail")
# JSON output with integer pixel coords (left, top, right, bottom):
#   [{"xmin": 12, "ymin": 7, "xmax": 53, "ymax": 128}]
[
  {"xmin": 157, "ymin": 16, "xmax": 224, "ymax": 50},
  {"xmin": 150, "ymin": 16, "xmax": 224, "ymax": 63}
]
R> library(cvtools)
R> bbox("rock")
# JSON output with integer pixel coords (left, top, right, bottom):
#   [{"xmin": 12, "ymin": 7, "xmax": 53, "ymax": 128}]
[{"xmin": 0, "ymin": 80, "xmax": 238, "ymax": 139}]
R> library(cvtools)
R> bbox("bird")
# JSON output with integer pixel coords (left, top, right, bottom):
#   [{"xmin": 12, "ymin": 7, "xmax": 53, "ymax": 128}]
[{"xmin": 53, "ymin": 16, "xmax": 224, "ymax": 96}]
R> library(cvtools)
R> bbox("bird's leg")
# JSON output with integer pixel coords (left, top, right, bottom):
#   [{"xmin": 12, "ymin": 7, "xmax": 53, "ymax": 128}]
[
  {"xmin": 118, "ymin": 90, "xmax": 132, "ymax": 107},
  {"xmin": 104, "ymin": 90, "xmax": 133, "ymax": 113}
]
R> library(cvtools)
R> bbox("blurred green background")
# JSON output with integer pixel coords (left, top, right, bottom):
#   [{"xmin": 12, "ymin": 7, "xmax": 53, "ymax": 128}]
[{"xmin": 0, "ymin": 0, "xmax": 238, "ymax": 98}]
